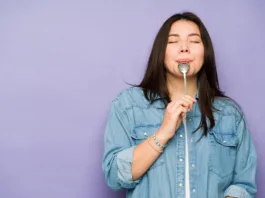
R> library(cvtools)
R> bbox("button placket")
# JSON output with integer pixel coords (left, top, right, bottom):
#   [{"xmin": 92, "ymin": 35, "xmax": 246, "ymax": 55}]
[{"xmin": 176, "ymin": 127, "xmax": 185, "ymax": 195}]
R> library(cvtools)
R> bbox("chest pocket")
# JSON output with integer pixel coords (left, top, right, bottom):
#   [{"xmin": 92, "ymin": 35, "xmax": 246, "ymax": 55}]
[
  {"xmin": 209, "ymin": 130, "xmax": 238, "ymax": 178},
  {"xmin": 130, "ymin": 124, "xmax": 165, "ymax": 170}
]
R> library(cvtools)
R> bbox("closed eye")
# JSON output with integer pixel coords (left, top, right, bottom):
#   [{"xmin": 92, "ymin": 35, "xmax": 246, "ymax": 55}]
[
  {"xmin": 189, "ymin": 41, "xmax": 201, "ymax": 43},
  {"xmin": 168, "ymin": 41, "xmax": 178, "ymax": 44}
]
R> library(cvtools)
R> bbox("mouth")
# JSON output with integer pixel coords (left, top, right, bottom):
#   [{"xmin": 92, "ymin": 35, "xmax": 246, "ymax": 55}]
[{"xmin": 176, "ymin": 59, "xmax": 192, "ymax": 64}]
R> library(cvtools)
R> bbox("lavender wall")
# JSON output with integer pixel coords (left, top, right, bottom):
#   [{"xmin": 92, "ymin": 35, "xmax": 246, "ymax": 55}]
[{"xmin": 1, "ymin": 1, "xmax": 264, "ymax": 197}]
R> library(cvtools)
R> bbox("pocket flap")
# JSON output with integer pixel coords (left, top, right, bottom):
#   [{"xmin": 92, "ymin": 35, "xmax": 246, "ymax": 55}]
[
  {"xmin": 211, "ymin": 130, "xmax": 238, "ymax": 147},
  {"xmin": 131, "ymin": 124, "xmax": 161, "ymax": 140}
]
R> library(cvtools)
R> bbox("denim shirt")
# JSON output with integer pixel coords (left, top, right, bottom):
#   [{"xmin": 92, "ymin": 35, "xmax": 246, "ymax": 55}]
[{"xmin": 102, "ymin": 87, "xmax": 257, "ymax": 198}]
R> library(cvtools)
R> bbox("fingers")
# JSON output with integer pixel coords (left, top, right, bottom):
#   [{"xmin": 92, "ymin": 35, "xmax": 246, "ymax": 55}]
[
  {"xmin": 175, "ymin": 105, "xmax": 188, "ymax": 116},
  {"xmin": 162, "ymin": 95, "xmax": 196, "ymax": 135},
  {"xmin": 167, "ymin": 101, "xmax": 188, "ymax": 118},
  {"xmin": 181, "ymin": 96, "xmax": 195, "ymax": 110},
  {"xmin": 171, "ymin": 95, "xmax": 196, "ymax": 111}
]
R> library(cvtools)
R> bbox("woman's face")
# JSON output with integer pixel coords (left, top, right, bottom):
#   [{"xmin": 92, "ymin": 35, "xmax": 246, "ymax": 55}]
[{"xmin": 164, "ymin": 20, "xmax": 204, "ymax": 78}]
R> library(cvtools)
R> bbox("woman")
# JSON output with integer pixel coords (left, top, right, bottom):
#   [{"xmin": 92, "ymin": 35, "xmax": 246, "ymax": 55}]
[{"xmin": 102, "ymin": 12, "xmax": 257, "ymax": 198}]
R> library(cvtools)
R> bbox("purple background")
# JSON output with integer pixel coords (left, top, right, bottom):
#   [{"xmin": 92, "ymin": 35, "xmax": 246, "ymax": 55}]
[{"xmin": 1, "ymin": 1, "xmax": 264, "ymax": 197}]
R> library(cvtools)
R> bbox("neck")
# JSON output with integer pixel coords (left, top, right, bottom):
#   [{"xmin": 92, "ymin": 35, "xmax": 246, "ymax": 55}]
[{"xmin": 166, "ymin": 73, "xmax": 198, "ymax": 101}]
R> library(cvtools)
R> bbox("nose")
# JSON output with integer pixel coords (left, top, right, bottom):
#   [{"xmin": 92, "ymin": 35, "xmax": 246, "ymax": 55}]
[{"xmin": 179, "ymin": 41, "xmax": 190, "ymax": 53}]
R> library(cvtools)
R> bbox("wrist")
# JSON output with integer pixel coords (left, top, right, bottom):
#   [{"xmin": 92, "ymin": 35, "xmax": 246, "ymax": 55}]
[{"xmin": 154, "ymin": 131, "xmax": 170, "ymax": 145}]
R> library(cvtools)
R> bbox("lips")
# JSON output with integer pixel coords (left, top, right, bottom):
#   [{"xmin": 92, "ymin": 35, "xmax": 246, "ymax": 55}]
[{"xmin": 176, "ymin": 59, "xmax": 192, "ymax": 63}]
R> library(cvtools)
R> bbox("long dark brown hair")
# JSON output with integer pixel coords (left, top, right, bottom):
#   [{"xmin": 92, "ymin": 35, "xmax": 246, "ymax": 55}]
[{"xmin": 137, "ymin": 12, "xmax": 225, "ymax": 136}]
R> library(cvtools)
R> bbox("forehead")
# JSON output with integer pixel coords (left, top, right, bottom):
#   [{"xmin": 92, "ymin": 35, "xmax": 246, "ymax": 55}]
[{"xmin": 169, "ymin": 20, "xmax": 201, "ymax": 35}]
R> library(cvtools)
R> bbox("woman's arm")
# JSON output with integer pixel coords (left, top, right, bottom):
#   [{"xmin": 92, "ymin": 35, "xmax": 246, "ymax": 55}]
[{"xmin": 224, "ymin": 116, "xmax": 257, "ymax": 198}]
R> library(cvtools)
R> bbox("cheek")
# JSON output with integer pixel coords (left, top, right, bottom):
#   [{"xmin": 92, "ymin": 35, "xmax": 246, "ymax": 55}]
[
  {"xmin": 192, "ymin": 51, "xmax": 204, "ymax": 71},
  {"xmin": 195, "ymin": 48, "xmax": 204, "ymax": 63},
  {"xmin": 165, "ymin": 45, "xmax": 177, "ymax": 57},
  {"xmin": 199, "ymin": 46, "xmax": 205, "ymax": 58},
  {"xmin": 164, "ymin": 49, "xmax": 173, "ymax": 65}
]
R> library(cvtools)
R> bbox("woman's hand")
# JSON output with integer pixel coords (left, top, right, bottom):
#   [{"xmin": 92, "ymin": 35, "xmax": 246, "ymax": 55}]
[{"xmin": 156, "ymin": 95, "xmax": 196, "ymax": 141}]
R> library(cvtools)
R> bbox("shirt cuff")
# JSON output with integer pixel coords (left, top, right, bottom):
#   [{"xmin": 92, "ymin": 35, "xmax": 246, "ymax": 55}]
[
  {"xmin": 116, "ymin": 146, "xmax": 140, "ymax": 188},
  {"xmin": 224, "ymin": 185, "xmax": 251, "ymax": 198}
]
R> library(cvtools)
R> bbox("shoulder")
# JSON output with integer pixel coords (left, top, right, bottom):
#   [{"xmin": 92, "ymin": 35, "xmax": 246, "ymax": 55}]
[
  {"xmin": 213, "ymin": 96, "xmax": 244, "ymax": 127},
  {"xmin": 214, "ymin": 96, "xmax": 243, "ymax": 115},
  {"xmin": 110, "ymin": 87, "xmax": 151, "ymax": 112}
]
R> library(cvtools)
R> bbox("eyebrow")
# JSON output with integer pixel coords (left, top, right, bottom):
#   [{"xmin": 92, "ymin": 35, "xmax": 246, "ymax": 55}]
[{"xmin": 168, "ymin": 33, "xmax": 201, "ymax": 37}]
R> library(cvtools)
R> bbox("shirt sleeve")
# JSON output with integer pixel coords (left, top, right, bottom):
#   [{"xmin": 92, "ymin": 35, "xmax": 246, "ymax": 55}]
[
  {"xmin": 224, "ymin": 116, "xmax": 257, "ymax": 198},
  {"xmin": 224, "ymin": 185, "xmax": 252, "ymax": 198},
  {"xmin": 102, "ymin": 101, "xmax": 140, "ymax": 190}
]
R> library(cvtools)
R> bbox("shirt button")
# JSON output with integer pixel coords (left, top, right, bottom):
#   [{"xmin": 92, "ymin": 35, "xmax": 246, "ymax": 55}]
[
  {"xmin": 180, "ymin": 134, "xmax": 183, "ymax": 138},
  {"xmin": 179, "ymin": 158, "xmax": 183, "ymax": 162},
  {"xmin": 192, "ymin": 164, "xmax": 195, "ymax": 168},
  {"xmin": 192, "ymin": 189, "xmax": 196, "ymax": 193},
  {"xmin": 144, "ymin": 132, "xmax": 147, "ymax": 136},
  {"xmin": 179, "ymin": 183, "xmax": 183, "ymax": 187}
]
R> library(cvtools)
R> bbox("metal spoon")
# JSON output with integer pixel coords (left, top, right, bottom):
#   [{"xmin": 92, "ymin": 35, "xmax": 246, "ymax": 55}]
[
  {"xmin": 178, "ymin": 63, "xmax": 191, "ymax": 198},
  {"xmin": 178, "ymin": 63, "xmax": 190, "ymax": 94}
]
